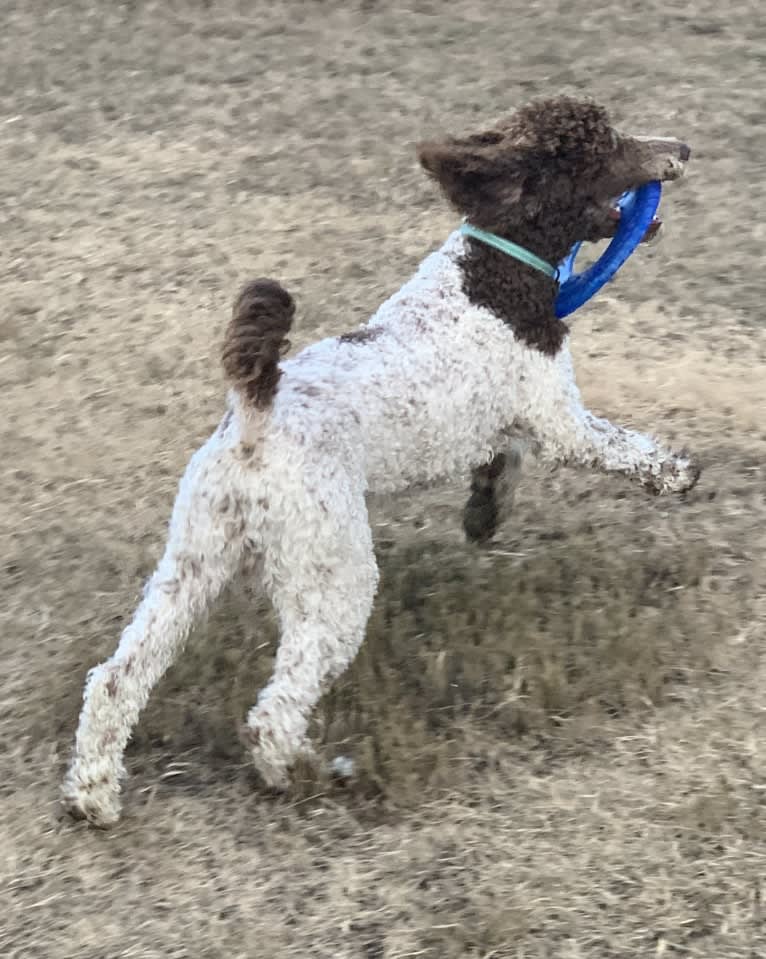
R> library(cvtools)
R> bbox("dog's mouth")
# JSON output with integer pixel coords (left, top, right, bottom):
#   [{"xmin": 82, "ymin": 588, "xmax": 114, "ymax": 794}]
[
  {"xmin": 607, "ymin": 196, "xmax": 662, "ymax": 243},
  {"xmin": 586, "ymin": 192, "xmax": 662, "ymax": 246}
]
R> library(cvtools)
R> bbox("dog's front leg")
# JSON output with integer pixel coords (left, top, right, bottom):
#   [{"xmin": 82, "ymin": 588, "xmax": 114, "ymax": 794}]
[
  {"xmin": 537, "ymin": 401, "xmax": 700, "ymax": 494},
  {"xmin": 463, "ymin": 439, "xmax": 526, "ymax": 543}
]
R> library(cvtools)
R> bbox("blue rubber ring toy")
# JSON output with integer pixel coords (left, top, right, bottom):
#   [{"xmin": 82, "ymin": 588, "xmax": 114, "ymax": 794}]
[{"xmin": 555, "ymin": 180, "xmax": 662, "ymax": 319}]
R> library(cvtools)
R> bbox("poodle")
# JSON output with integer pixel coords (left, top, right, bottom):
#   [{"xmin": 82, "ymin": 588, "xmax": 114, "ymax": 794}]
[{"xmin": 62, "ymin": 96, "xmax": 699, "ymax": 825}]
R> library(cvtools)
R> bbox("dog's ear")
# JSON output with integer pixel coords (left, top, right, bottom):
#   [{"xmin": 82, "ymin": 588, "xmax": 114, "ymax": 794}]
[{"xmin": 417, "ymin": 136, "xmax": 524, "ymax": 216}]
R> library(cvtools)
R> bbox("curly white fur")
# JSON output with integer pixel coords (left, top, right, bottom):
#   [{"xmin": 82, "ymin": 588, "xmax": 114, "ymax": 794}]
[{"xmin": 62, "ymin": 230, "xmax": 697, "ymax": 825}]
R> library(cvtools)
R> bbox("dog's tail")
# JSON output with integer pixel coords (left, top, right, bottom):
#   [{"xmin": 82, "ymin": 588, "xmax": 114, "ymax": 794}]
[{"xmin": 222, "ymin": 279, "xmax": 295, "ymax": 409}]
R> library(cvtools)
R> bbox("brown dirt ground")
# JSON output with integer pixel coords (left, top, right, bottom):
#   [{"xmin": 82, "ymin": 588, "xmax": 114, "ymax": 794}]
[{"xmin": 3, "ymin": 1, "xmax": 766, "ymax": 957}]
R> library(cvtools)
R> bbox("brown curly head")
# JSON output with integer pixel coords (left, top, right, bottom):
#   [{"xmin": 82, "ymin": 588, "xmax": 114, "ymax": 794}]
[{"xmin": 417, "ymin": 95, "xmax": 690, "ymax": 263}]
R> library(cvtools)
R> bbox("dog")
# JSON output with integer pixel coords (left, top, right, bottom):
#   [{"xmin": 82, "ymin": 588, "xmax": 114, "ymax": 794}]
[{"xmin": 62, "ymin": 96, "xmax": 698, "ymax": 825}]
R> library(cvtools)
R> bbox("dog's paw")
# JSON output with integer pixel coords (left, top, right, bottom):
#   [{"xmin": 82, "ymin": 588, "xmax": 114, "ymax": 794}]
[
  {"xmin": 463, "ymin": 487, "xmax": 499, "ymax": 544},
  {"xmin": 60, "ymin": 773, "xmax": 122, "ymax": 828},
  {"xmin": 646, "ymin": 455, "xmax": 701, "ymax": 495},
  {"xmin": 240, "ymin": 722, "xmax": 305, "ymax": 792}
]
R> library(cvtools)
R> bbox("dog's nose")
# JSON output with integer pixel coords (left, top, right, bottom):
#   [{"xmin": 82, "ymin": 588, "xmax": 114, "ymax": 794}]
[{"xmin": 679, "ymin": 142, "xmax": 691, "ymax": 162}]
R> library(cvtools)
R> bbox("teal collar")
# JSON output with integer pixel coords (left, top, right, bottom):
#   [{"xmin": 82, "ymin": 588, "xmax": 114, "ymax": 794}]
[{"xmin": 460, "ymin": 223, "xmax": 558, "ymax": 281}]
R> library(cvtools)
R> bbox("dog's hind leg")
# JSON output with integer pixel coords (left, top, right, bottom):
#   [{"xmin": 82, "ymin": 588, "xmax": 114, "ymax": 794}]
[
  {"xmin": 62, "ymin": 440, "xmax": 246, "ymax": 826},
  {"xmin": 241, "ymin": 480, "xmax": 378, "ymax": 789},
  {"xmin": 463, "ymin": 439, "xmax": 526, "ymax": 543}
]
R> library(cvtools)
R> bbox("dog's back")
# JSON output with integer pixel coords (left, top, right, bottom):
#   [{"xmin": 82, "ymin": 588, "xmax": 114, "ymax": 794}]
[{"xmin": 228, "ymin": 233, "xmax": 546, "ymax": 495}]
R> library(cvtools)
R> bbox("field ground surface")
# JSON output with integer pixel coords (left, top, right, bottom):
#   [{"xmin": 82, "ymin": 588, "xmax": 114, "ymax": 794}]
[{"xmin": 3, "ymin": 1, "xmax": 766, "ymax": 956}]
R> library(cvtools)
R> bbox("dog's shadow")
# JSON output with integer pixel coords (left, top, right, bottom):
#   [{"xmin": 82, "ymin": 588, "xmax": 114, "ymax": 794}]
[{"xmin": 109, "ymin": 515, "xmax": 714, "ymax": 815}]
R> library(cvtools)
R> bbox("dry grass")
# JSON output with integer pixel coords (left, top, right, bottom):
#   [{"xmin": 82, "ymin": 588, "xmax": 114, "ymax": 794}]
[{"xmin": 3, "ymin": 1, "xmax": 766, "ymax": 956}]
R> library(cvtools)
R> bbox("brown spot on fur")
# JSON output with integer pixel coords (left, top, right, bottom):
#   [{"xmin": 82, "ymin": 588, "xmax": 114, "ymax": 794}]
[
  {"xmin": 239, "ymin": 724, "xmax": 260, "ymax": 748},
  {"xmin": 105, "ymin": 674, "xmax": 118, "ymax": 698},
  {"xmin": 222, "ymin": 279, "xmax": 295, "ymax": 409},
  {"xmin": 219, "ymin": 409, "xmax": 233, "ymax": 434},
  {"xmin": 339, "ymin": 326, "xmax": 381, "ymax": 345},
  {"xmin": 294, "ymin": 383, "xmax": 321, "ymax": 398}
]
